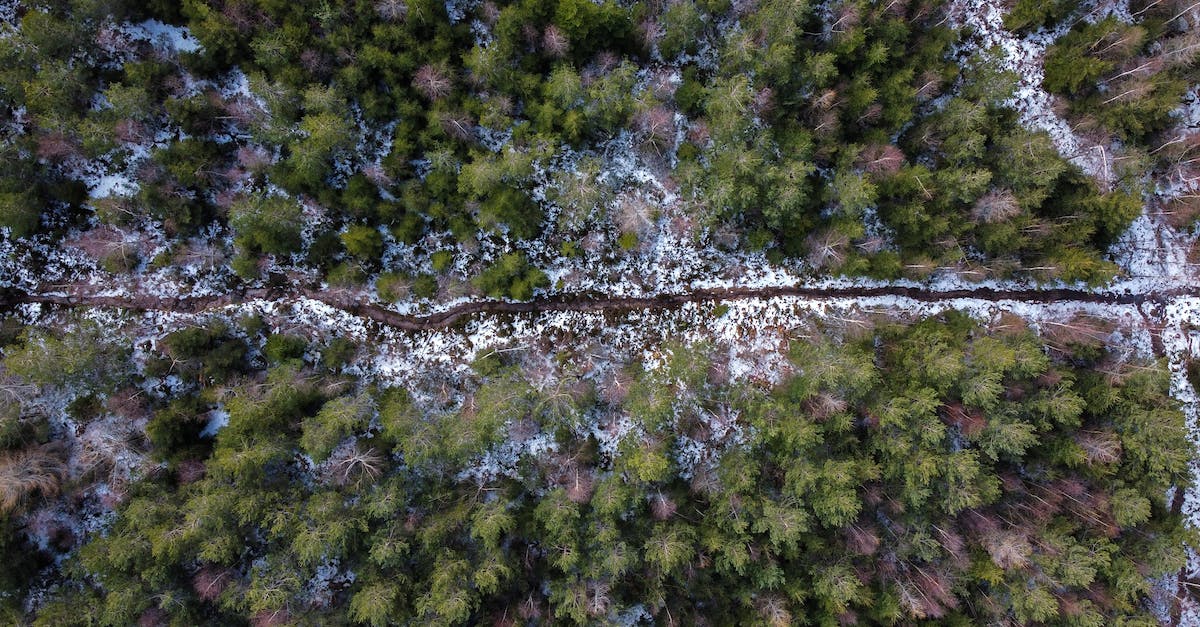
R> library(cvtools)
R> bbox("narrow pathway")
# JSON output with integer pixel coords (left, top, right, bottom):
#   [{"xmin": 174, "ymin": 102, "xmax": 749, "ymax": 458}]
[{"xmin": 1, "ymin": 283, "xmax": 1192, "ymax": 331}]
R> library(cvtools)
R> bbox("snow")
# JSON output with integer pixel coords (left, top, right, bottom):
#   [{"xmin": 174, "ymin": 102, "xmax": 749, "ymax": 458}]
[
  {"xmin": 0, "ymin": 0, "xmax": 17, "ymax": 25},
  {"xmin": 443, "ymin": 0, "xmax": 477, "ymax": 24},
  {"xmin": 1153, "ymin": 297, "xmax": 1200, "ymax": 623},
  {"xmin": 87, "ymin": 173, "xmax": 137, "ymax": 199},
  {"xmin": 303, "ymin": 559, "xmax": 354, "ymax": 609},
  {"xmin": 200, "ymin": 407, "xmax": 230, "ymax": 438},
  {"xmin": 120, "ymin": 20, "xmax": 202, "ymax": 54},
  {"xmin": 1105, "ymin": 208, "xmax": 1197, "ymax": 294}
]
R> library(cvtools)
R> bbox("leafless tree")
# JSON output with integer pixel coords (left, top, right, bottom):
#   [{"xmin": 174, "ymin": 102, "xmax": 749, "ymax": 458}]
[
  {"xmin": 326, "ymin": 445, "xmax": 385, "ymax": 487},
  {"xmin": 138, "ymin": 607, "xmax": 169, "ymax": 627},
  {"xmin": 35, "ymin": 132, "xmax": 79, "ymax": 162},
  {"xmin": 251, "ymin": 608, "xmax": 292, "ymax": 627},
  {"xmin": 586, "ymin": 580, "xmax": 612, "ymax": 617},
  {"xmin": 635, "ymin": 105, "xmax": 676, "ymax": 155},
  {"xmin": 176, "ymin": 459, "xmax": 207, "ymax": 485},
  {"xmin": 942, "ymin": 403, "xmax": 987, "ymax": 437},
  {"xmin": 413, "ymin": 64, "xmax": 454, "ymax": 101},
  {"xmin": 858, "ymin": 144, "xmax": 905, "ymax": 176},
  {"xmin": 439, "ymin": 112, "xmax": 476, "ymax": 142},
  {"xmin": 543, "ymin": 25, "xmax": 570, "ymax": 58},
  {"xmin": 843, "ymin": 523, "xmax": 880, "ymax": 555},
  {"xmin": 375, "ymin": 0, "xmax": 408, "ymax": 22},
  {"xmin": 223, "ymin": 1, "xmax": 267, "ymax": 32},
  {"xmin": 805, "ymin": 392, "xmax": 848, "ymax": 421},
  {"xmin": 806, "ymin": 229, "xmax": 849, "ymax": 270},
  {"xmin": 1040, "ymin": 314, "xmax": 1114, "ymax": 353},
  {"xmin": 829, "ymin": 2, "xmax": 861, "ymax": 38},
  {"xmin": 113, "ymin": 118, "xmax": 148, "ymax": 144},
  {"xmin": 1101, "ymin": 77, "xmax": 1155, "ymax": 106},
  {"xmin": 971, "ymin": 188, "xmax": 1022, "ymax": 224},
  {"xmin": 480, "ymin": 2, "xmax": 500, "ymax": 25},
  {"xmin": 983, "ymin": 530, "xmax": 1031, "ymax": 569},
  {"xmin": 193, "ymin": 565, "xmax": 234, "ymax": 602},
  {"xmin": 565, "ymin": 469, "xmax": 594, "ymax": 504},
  {"xmin": 1075, "ymin": 430, "xmax": 1122, "ymax": 465},
  {"xmin": 650, "ymin": 493, "xmax": 677, "ymax": 520},
  {"xmin": 755, "ymin": 594, "xmax": 792, "ymax": 627},
  {"xmin": 1089, "ymin": 24, "xmax": 1146, "ymax": 60},
  {"xmin": 614, "ymin": 193, "xmax": 656, "ymax": 240}
]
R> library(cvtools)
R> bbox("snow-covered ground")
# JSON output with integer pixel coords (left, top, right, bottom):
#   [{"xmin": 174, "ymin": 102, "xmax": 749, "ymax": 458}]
[{"xmin": 1160, "ymin": 297, "xmax": 1200, "ymax": 623}]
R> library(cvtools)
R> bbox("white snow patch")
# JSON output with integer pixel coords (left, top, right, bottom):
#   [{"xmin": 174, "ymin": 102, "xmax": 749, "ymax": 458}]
[
  {"xmin": 87, "ymin": 173, "xmax": 138, "ymax": 199},
  {"xmin": 200, "ymin": 407, "xmax": 230, "ymax": 438},
  {"xmin": 120, "ymin": 20, "xmax": 202, "ymax": 54}
]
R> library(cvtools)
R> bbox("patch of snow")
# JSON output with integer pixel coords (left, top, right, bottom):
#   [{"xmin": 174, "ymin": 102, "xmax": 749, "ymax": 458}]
[
  {"xmin": 1158, "ymin": 297, "xmax": 1200, "ymax": 623},
  {"xmin": 303, "ymin": 559, "xmax": 354, "ymax": 609},
  {"xmin": 87, "ymin": 173, "xmax": 138, "ymax": 199},
  {"xmin": 200, "ymin": 406, "xmax": 230, "ymax": 438},
  {"xmin": 1106, "ymin": 212, "xmax": 1198, "ymax": 293},
  {"xmin": 443, "ymin": 0, "xmax": 477, "ymax": 24},
  {"xmin": 0, "ymin": 0, "xmax": 16, "ymax": 25},
  {"xmin": 1175, "ymin": 85, "xmax": 1200, "ymax": 135},
  {"xmin": 120, "ymin": 20, "xmax": 202, "ymax": 54}
]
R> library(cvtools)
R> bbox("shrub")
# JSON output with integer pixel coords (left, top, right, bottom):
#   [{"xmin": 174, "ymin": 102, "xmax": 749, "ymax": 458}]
[
  {"xmin": 472, "ymin": 252, "xmax": 548, "ymax": 300},
  {"xmin": 341, "ymin": 225, "xmax": 384, "ymax": 263},
  {"xmin": 263, "ymin": 334, "xmax": 308, "ymax": 365},
  {"xmin": 229, "ymin": 194, "xmax": 305, "ymax": 256}
]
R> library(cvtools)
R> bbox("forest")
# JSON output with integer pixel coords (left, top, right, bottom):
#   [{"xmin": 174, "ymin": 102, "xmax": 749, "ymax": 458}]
[
  {"xmin": 0, "ymin": 309, "xmax": 1193, "ymax": 625},
  {"xmin": 0, "ymin": 0, "xmax": 1194, "ymax": 296},
  {"xmin": 1, "ymin": 0, "xmax": 1199, "ymax": 624}
]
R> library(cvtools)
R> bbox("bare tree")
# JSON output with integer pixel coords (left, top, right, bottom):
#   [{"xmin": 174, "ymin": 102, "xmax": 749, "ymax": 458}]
[
  {"xmin": 35, "ymin": 132, "xmax": 79, "ymax": 162},
  {"xmin": 375, "ymin": 0, "xmax": 408, "ymax": 22},
  {"xmin": 193, "ymin": 565, "xmax": 234, "ymax": 602},
  {"xmin": 650, "ymin": 492, "xmax": 677, "ymax": 520},
  {"xmin": 635, "ymin": 105, "xmax": 675, "ymax": 155},
  {"xmin": 971, "ymin": 188, "xmax": 1021, "ymax": 224},
  {"xmin": 982, "ymin": 530, "xmax": 1032, "ymax": 569},
  {"xmin": 843, "ymin": 523, "xmax": 880, "ymax": 555},
  {"xmin": 439, "ymin": 112, "xmax": 476, "ymax": 142},
  {"xmin": 1075, "ymin": 430, "xmax": 1122, "ymax": 465},
  {"xmin": 543, "ymin": 25, "xmax": 570, "ymax": 58},
  {"xmin": 806, "ymin": 229, "xmax": 849, "ymax": 270},
  {"xmin": 565, "ymin": 469, "xmax": 594, "ymax": 504},
  {"xmin": 858, "ymin": 143, "xmax": 905, "ymax": 176},
  {"xmin": 614, "ymin": 193, "xmax": 655, "ymax": 241},
  {"xmin": 325, "ymin": 445, "xmax": 385, "ymax": 487},
  {"xmin": 755, "ymin": 594, "xmax": 793, "ymax": 627},
  {"xmin": 413, "ymin": 64, "xmax": 454, "ymax": 101}
]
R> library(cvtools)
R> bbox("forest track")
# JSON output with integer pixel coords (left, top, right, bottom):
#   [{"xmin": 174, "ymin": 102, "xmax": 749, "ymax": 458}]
[{"xmin": 0, "ymin": 282, "xmax": 1194, "ymax": 331}]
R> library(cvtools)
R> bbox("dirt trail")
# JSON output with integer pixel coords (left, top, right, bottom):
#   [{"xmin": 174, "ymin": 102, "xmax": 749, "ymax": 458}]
[{"xmin": 0, "ymin": 283, "xmax": 1190, "ymax": 331}]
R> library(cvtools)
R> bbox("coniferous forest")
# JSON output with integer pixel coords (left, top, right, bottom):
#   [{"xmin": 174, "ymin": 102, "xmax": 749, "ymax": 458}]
[{"xmin": 0, "ymin": 0, "xmax": 1199, "ymax": 624}]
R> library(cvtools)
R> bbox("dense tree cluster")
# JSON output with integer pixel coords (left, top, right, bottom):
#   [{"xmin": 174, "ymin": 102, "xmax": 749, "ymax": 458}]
[
  {"xmin": 0, "ymin": 0, "xmax": 1188, "ymax": 294},
  {"xmin": 0, "ymin": 311, "xmax": 1191, "ymax": 624}
]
